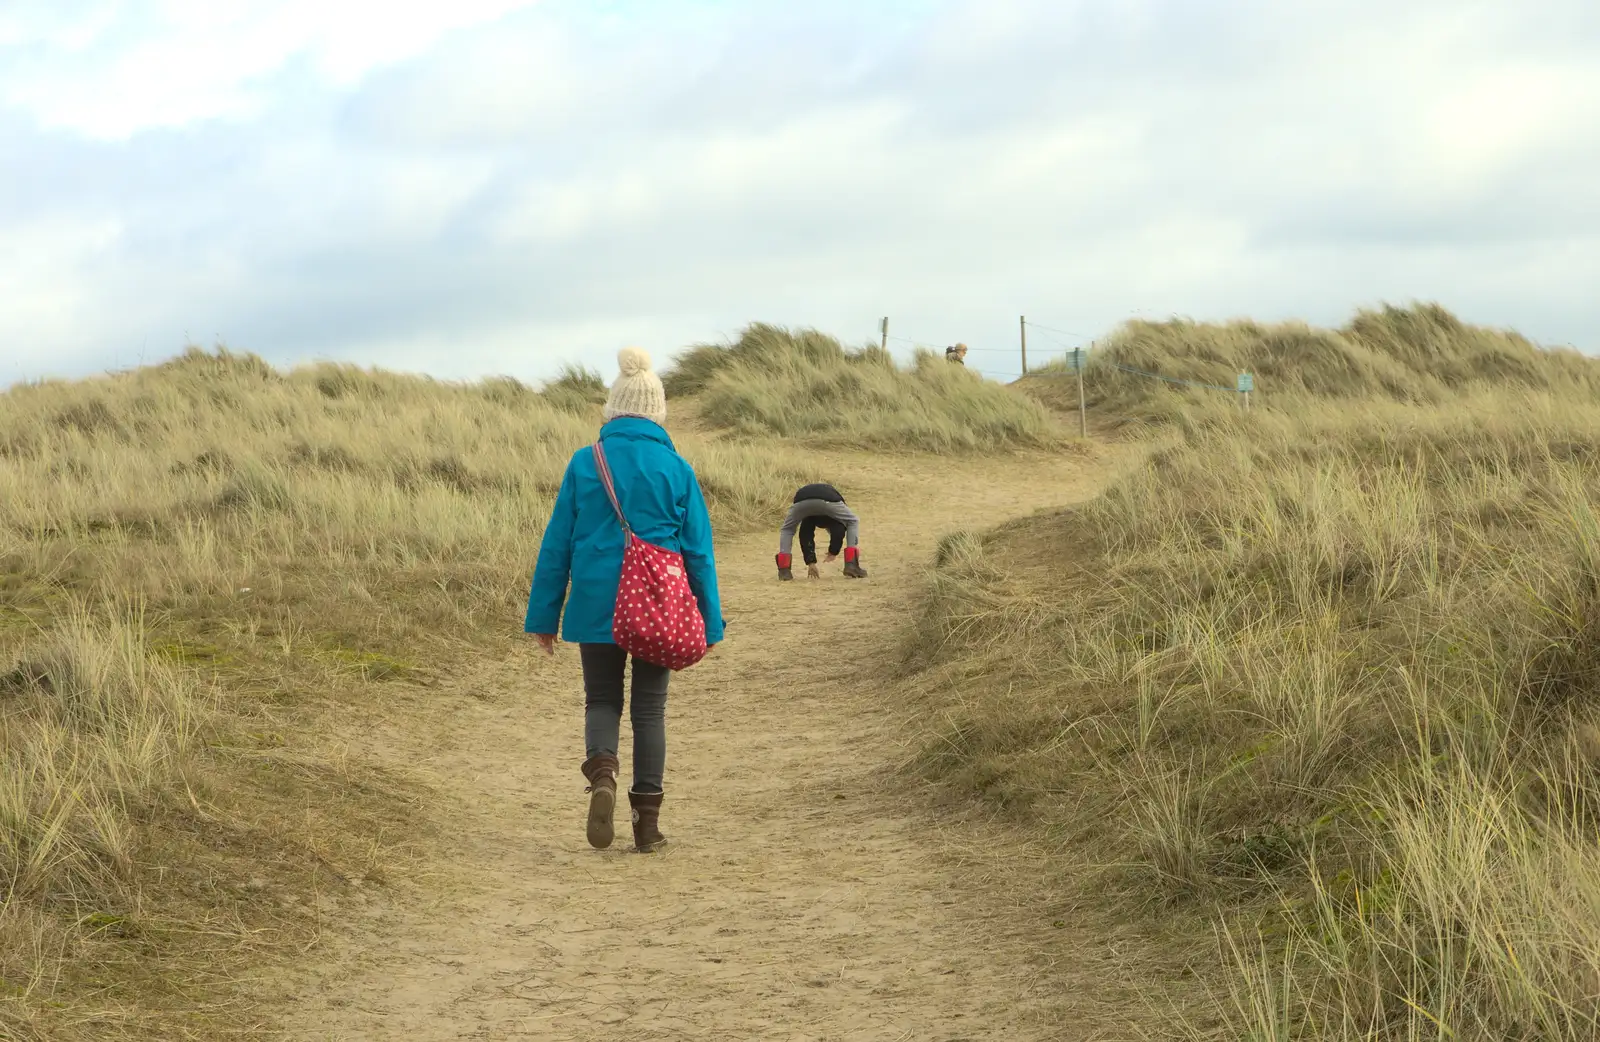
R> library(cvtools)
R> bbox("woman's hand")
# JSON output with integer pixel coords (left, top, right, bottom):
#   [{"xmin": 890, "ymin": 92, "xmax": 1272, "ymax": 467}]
[
  {"xmin": 533, "ymin": 633, "xmax": 557, "ymax": 656},
  {"xmin": 823, "ymin": 553, "xmax": 838, "ymax": 563}
]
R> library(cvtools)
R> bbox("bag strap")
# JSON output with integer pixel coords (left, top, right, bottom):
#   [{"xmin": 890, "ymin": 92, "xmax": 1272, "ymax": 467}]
[{"xmin": 591, "ymin": 441, "xmax": 632, "ymax": 537}]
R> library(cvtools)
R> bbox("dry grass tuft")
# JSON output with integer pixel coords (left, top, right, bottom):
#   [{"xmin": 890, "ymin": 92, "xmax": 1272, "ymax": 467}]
[
  {"xmin": 537, "ymin": 364, "xmax": 608, "ymax": 415},
  {"xmin": 904, "ymin": 307, "xmax": 1600, "ymax": 1038},
  {"xmin": 0, "ymin": 606, "xmax": 213, "ymax": 1038},
  {"xmin": 2, "ymin": 606, "xmax": 203, "ymax": 901}
]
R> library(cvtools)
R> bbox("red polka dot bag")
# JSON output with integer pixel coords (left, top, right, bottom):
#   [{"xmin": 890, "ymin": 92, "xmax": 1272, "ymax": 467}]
[{"xmin": 592, "ymin": 441, "xmax": 709, "ymax": 671}]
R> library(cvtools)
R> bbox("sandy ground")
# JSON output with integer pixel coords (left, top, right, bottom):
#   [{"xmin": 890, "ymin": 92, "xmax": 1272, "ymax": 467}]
[{"xmin": 267, "ymin": 447, "xmax": 1147, "ymax": 1041}]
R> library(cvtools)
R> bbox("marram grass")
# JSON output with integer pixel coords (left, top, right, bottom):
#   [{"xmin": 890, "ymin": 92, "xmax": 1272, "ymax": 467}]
[{"xmin": 907, "ymin": 307, "xmax": 1600, "ymax": 1040}]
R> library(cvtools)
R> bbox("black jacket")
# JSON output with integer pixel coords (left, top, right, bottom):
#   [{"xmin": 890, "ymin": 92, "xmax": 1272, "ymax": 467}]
[{"xmin": 792, "ymin": 483, "xmax": 845, "ymax": 505}]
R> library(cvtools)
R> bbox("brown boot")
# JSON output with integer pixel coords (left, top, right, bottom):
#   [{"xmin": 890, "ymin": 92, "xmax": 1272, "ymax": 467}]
[
  {"xmin": 629, "ymin": 790, "xmax": 667, "ymax": 853},
  {"xmin": 581, "ymin": 753, "xmax": 619, "ymax": 849}
]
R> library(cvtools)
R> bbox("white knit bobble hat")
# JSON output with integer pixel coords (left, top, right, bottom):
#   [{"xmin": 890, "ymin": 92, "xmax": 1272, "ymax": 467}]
[{"xmin": 602, "ymin": 347, "xmax": 667, "ymax": 425}]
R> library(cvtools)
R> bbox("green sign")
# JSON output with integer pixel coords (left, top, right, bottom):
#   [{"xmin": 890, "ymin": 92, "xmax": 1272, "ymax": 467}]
[
  {"xmin": 1066, "ymin": 347, "xmax": 1088, "ymax": 372},
  {"xmin": 1237, "ymin": 372, "xmax": 1254, "ymax": 393}
]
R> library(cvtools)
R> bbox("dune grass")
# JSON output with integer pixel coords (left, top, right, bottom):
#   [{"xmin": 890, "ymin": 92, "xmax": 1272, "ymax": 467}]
[
  {"xmin": 0, "ymin": 607, "xmax": 225, "ymax": 1038},
  {"xmin": 536, "ymin": 363, "xmax": 608, "ymax": 415},
  {"xmin": 0, "ymin": 347, "xmax": 804, "ymax": 1036},
  {"xmin": 904, "ymin": 306, "xmax": 1600, "ymax": 1039},
  {"xmin": 1, "ymin": 348, "xmax": 796, "ymax": 617},
  {"xmin": 1015, "ymin": 302, "xmax": 1599, "ymax": 434},
  {"xmin": 665, "ymin": 322, "xmax": 1053, "ymax": 450}
]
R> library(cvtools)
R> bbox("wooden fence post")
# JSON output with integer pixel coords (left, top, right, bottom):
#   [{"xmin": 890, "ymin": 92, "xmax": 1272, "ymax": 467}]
[{"xmin": 1078, "ymin": 343, "xmax": 1088, "ymax": 438}]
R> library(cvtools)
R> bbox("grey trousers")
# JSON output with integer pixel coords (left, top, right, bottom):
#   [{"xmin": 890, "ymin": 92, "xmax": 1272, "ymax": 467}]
[
  {"xmin": 777, "ymin": 498, "xmax": 860, "ymax": 559},
  {"xmin": 579, "ymin": 643, "xmax": 669, "ymax": 794}
]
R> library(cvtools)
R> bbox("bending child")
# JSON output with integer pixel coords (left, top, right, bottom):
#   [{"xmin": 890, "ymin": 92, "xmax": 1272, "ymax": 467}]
[{"xmin": 775, "ymin": 482, "xmax": 867, "ymax": 581}]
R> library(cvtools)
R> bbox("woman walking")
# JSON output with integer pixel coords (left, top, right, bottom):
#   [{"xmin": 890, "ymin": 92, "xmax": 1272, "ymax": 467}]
[{"xmin": 525, "ymin": 348, "xmax": 724, "ymax": 852}]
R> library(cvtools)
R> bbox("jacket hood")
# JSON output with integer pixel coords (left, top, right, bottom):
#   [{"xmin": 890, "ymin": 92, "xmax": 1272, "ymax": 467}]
[{"xmin": 598, "ymin": 415, "xmax": 675, "ymax": 449}]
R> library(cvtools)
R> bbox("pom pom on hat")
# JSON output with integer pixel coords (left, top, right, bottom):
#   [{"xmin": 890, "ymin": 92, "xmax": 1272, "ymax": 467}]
[
  {"xmin": 603, "ymin": 346, "xmax": 667, "ymax": 425},
  {"xmin": 617, "ymin": 346, "xmax": 652, "ymax": 377}
]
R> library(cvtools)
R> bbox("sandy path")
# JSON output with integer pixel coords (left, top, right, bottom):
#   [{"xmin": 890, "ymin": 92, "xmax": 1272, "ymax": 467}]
[{"xmin": 272, "ymin": 448, "xmax": 1123, "ymax": 1041}]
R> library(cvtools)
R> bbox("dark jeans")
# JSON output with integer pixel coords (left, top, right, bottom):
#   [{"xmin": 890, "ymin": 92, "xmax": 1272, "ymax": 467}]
[
  {"xmin": 799, "ymin": 516, "xmax": 848, "ymax": 565},
  {"xmin": 579, "ymin": 643, "xmax": 669, "ymax": 794}
]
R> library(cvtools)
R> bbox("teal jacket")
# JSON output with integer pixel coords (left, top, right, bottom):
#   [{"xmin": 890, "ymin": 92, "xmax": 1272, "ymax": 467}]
[{"xmin": 525, "ymin": 417, "xmax": 725, "ymax": 645}]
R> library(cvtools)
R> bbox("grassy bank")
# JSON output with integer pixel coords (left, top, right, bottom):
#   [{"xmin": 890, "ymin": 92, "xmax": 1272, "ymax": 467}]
[
  {"xmin": 665, "ymin": 322, "xmax": 1052, "ymax": 450},
  {"xmin": 0, "ymin": 348, "xmax": 803, "ymax": 1036},
  {"xmin": 905, "ymin": 307, "xmax": 1600, "ymax": 1039},
  {"xmin": 1016, "ymin": 302, "xmax": 1597, "ymax": 432}
]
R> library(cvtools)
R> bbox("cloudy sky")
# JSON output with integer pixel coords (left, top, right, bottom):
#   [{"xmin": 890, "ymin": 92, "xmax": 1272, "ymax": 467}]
[{"xmin": 3, "ymin": 0, "xmax": 1598, "ymax": 387}]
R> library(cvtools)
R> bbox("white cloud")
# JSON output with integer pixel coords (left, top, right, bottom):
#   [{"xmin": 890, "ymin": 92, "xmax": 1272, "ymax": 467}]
[
  {"xmin": 0, "ymin": 214, "xmax": 124, "ymax": 340},
  {"xmin": 0, "ymin": 0, "xmax": 541, "ymax": 138}
]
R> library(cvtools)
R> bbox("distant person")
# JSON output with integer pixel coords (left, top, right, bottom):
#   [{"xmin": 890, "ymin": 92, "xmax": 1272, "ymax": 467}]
[
  {"xmin": 775, "ymin": 483, "xmax": 867, "ymax": 581},
  {"xmin": 525, "ymin": 347, "xmax": 725, "ymax": 854},
  {"xmin": 945, "ymin": 343, "xmax": 969, "ymax": 365}
]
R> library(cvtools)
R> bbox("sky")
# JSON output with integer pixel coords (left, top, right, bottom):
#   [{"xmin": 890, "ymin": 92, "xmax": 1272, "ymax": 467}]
[{"xmin": 3, "ymin": 0, "xmax": 1598, "ymax": 387}]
